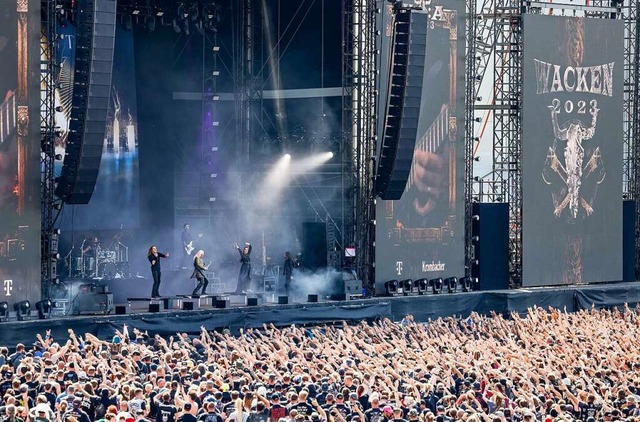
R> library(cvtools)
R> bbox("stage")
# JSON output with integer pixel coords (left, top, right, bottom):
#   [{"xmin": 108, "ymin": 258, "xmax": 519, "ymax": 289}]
[{"xmin": 0, "ymin": 281, "xmax": 638, "ymax": 346}]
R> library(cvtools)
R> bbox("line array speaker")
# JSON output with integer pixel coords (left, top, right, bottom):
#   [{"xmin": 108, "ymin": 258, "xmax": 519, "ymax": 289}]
[
  {"xmin": 55, "ymin": 0, "xmax": 116, "ymax": 204},
  {"xmin": 375, "ymin": 8, "xmax": 428, "ymax": 200}
]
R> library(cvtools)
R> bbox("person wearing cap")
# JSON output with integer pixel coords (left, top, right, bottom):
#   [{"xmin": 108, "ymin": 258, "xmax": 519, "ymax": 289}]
[
  {"xmin": 29, "ymin": 402, "xmax": 55, "ymax": 422},
  {"xmin": 269, "ymin": 393, "xmax": 288, "ymax": 421},
  {"xmin": 332, "ymin": 393, "xmax": 352, "ymax": 420},
  {"xmin": 62, "ymin": 397, "xmax": 91, "ymax": 422}
]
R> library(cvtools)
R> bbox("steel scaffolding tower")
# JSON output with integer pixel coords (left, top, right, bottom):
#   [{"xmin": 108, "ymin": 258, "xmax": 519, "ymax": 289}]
[
  {"xmin": 491, "ymin": 0, "xmax": 523, "ymax": 287},
  {"xmin": 465, "ymin": 0, "xmax": 480, "ymax": 278},
  {"xmin": 342, "ymin": 0, "xmax": 377, "ymax": 289},
  {"xmin": 41, "ymin": 0, "xmax": 59, "ymax": 295}
]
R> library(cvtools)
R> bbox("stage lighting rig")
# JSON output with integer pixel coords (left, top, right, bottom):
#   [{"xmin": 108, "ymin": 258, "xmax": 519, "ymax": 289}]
[
  {"xmin": 0, "ymin": 302, "xmax": 8, "ymax": 322},
  {"xmin": 400, "ymin": 279, "xmax": 414, "ymax": 295},
  {"xmin": 384, "ymin": 280, "xmax": 399, "ymax": 296},
  {"xmin": 14, "ymin": 301, "xmax": 31, "ymax": 321},
  {"xmin": 460, "ymin": 276, "xmax": 476, "ymax": 292},
  {"xmin": 415, "ymin": 278, "xmax": 429, "ymax": 295},
  {"xmin": 36, "ymin": 300, "xmax": 53, "ymax": 320},
  {"xmin": 429, "ymin": 278, "xmax": 443, "ymax": 294},
  {"xmin": 444, "ymin": 277, "xmax": 458, "ymax": 293}
]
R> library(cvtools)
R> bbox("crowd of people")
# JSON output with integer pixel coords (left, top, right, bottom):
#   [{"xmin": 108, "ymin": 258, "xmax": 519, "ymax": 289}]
[{"xmin": 1, "ymin": 306, "xmax": 640, "ymax": 422}]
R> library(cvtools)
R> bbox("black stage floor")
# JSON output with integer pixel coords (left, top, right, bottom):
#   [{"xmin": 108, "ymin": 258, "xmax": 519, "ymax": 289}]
[{"xmin": 1, "ymin": 281, "xmax": 638, "ymax": 346}]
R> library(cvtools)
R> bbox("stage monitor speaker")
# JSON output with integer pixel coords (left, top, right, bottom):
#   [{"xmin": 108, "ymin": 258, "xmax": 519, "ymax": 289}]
[
  {"xmin": 182, "ymin": 301, "xmax": 195, "ymax": 311},
  {"xmin": 302, "ymin": 222, "xmax": 327, "ymax": 270},
  {"xmin": 278, "ymin": 296, "xmax": 288, "ymax": 305},
  {"xmin": 472, "ymin": 203, "xmax": 509, "ymax": 290},
  {"xmin": 623, "ymin": 200, "xmax": 636, "ymax": 282},
  {"xmin": 149, "ymin": 303, "xmax": 161, "ymax": 313},
  {"xmin": 55, "ymin": 0, "xmax": 116, "ymax": 204},
  {"xmin": 215, "ymin": 299, "xmax": 227, "ymax": 309},
  {"xmin": 375, "ymin": 8, "xmax": 428, "ymax": 200},
  {"xmin": 114, "ymin": 304, "xmax": 128, "ymax": 315},
  {"xmin": 308, "ymin": 294, "xmax": 318, "ymax": 303},
  {"xmin": 72, "ymin": 292, "xmax": 113, "ymax": 315},
  {"xmin": 247, "ymin": 298, "xmax": 258, "ymax": 306}
]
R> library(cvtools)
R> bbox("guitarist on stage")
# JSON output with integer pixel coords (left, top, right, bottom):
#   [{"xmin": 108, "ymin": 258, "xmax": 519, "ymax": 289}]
[
  {"xmin": 181, "ymin": 223, "xmax": 194, "ymax": 269},
  {"xmin": 190, "ymin": 250, "xmax": 210, "ymax": 296}
]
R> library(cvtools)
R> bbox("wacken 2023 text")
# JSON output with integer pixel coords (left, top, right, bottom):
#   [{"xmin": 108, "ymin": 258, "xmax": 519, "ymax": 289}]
[
  {"xmin": 533, "ymin": 58, "xmax": 615, "ymax": 221},
  {"xmin": 534, "ymin": 59, "xmax": 615, "ymax": 97}
]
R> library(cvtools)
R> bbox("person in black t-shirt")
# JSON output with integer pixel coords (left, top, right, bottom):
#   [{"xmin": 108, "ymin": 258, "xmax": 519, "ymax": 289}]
[
  {"xmin": 147, "ymin": 245, "xmax": 170, "ymax": 298},
  {"xmin": 197, "ymin": 401, "xmax": 223, "ymax": 422},
  {"xmin": 156, "ymin": 393, "xmax": 177, "ymax": 422}
]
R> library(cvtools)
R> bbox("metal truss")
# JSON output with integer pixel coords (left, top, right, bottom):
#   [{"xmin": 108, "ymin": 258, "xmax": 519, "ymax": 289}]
[
  {"xmin": 621, "ymin": 0, "xmax": 640, "ymax": 277},
  {"xmin": 491, "ymin": 0, "xmax": 523, "ymax": 287},
  {"xmin": 465, "ymin": 0, "xmax": 479, "ymax": 278},
  {"xmin": 470, "ymin": 0, "xmax": 639, "ymax": 285},
  {"xmin": 342, "ymin": 0, "xmax": 377, "ymax": 289},
  {"xmin": 41, "ymin": 0, "xmax": 59, "ymax": 295}
]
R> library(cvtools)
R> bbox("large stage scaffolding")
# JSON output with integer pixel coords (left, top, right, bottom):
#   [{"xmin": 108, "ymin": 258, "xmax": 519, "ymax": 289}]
[
  {"xmin": 342, "ymin": 0, "xmax": 377, "ymax": 288},
  {"xmin": 40, "ymin": 0, "xmax": 59, "ymax": 295},
  {"xmin": 469, "ymin": 0, "xmax": 640, "ymax": 285}
]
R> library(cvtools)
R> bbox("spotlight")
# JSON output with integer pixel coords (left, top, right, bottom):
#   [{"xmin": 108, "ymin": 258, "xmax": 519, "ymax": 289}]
[
  {"xmin": 472, "ymin": 236, "xmax": 479, "ymax": 242},
  {"xmin": 14, "ymin": 300, "xmax": 31, "ymax": 321},
  {"xmin": 429, "ymin": 278, "xmax": 443, "ymax": 294},
  {"xmin": 461, "ymin": 276, "xmax": 475, "ymax": 292},
  {"xmin": 444, "ymin": 277, "xmax": 458, "ymax": 293},
  {"xmin": 36, "ymin": 299, "xmax": 52, "ymax": 320},
  {"xmin": 400, "ymin": 279, "xmax": 413, "ymax": 295},
  {"xmin": 328, "ymin": 152, "xmax": 334, "ymax": 159},
  {"xmin": 474, "ymin": 117, "xmax": 482, "ymax": 122},
  {"xmin": 415, "ymin": 278, "xmax": 428, "ymax": 295},
  {"xmin": 384, "ymin": 280, "xmax": 398, "ymax": 296},
  {"xmin": 212, "ymin": 46, "xmax": 220, "ymax": 52},
  {"xmin": 54, "ymin": 154, "xmax": 63, "ymax": 160},
  {"xmin": 0, "ymin": 302, "xmax": 8, "ymax": 321},
  {"xmin": 284, "ymin": 153, "xmax": 291, "ymax": 159},
  {"xmin": 472, "ymin": 215, "xmax": 480, "ymax": 221}
]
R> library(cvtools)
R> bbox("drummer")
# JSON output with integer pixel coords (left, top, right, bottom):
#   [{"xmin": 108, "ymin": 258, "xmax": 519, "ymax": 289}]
[{"xmin": 82, "ymin": 236, "xmax": 100, "ymax": 256}]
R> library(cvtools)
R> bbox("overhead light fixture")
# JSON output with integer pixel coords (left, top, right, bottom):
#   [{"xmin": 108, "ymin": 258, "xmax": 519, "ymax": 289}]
[
  {"xmin": 156, "ymin": 10, "xmax": 164, "ymax": 16},
  {"xmin": 132, "ymin": 9, "xmax": 140, "ymax": 15},
  {"xmin": 212, "ymin": 46, "xmax": 220, "ymax": 52}
]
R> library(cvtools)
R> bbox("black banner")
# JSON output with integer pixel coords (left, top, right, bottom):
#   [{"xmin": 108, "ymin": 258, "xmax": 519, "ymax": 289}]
[
  {"xmin": 374, "ymin": 0, "xmax": 465, "ymax": 291},
  {"xmin": 0, "ymin": 1, "xmax": 42, "ymax": 306},
  {"xmin": 522, "ymin": 15, "xmax": 623, "ymax": 286}
]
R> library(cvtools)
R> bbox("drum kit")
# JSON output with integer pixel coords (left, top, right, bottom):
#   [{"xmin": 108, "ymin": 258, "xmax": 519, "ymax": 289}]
[{"xmin": 66, "ymin": 233, "xmax": 131, "ymax": 279}]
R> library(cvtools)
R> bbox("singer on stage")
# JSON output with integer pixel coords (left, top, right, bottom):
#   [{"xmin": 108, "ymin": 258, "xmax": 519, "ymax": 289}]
[
  {"xmin": 147, "ymin": 245, "xmax": 169, "ymax": 298},
  {"xmin": 191, "ymin": 250, "xmax": 210, "ymax": 296},
  {"xmin": 234, "ymin": 242, "xmax": 252, "ymax": 293}
]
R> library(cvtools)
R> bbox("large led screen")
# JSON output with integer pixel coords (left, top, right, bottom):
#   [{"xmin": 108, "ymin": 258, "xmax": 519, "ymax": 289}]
[
  {"xmin": 0, "ymin": 1, "xmax": 42, "ymax": 306},
  {"xmin": 522, "ymin": 15, "xmax": 623, "ymax": 286},
  {"xmin": 374, "ymin": 0, "xmax": 466, "ymax": 291}
]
